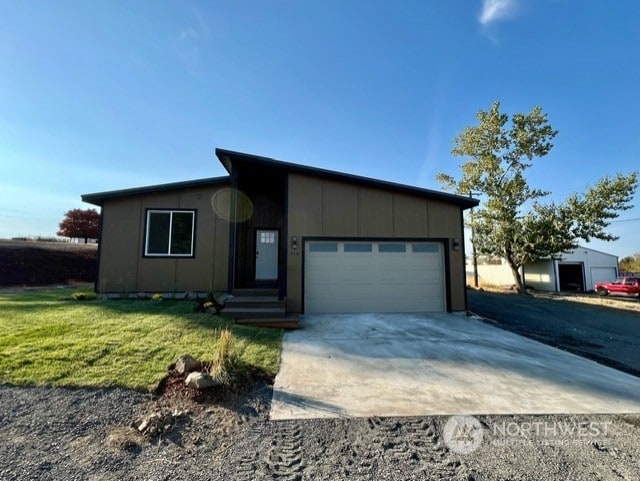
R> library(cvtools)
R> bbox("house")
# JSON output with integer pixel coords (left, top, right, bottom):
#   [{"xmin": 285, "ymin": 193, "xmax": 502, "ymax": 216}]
[
  {"xmin": 82, "ymin": 149, "xmax": 478, "ymax": 319},
  {"xmin": 467, "ymin": 246, "xmax": 619, "ymax": 292}
]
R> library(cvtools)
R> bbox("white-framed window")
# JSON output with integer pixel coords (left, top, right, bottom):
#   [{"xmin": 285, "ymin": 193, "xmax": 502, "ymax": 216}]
[
  {"xmin": 145, "ymin": 210, "xmax": 195, "ymax": 257},
  {"xmin": 260, "ymin": 231, "xmax": 276, "ymax": 244}
]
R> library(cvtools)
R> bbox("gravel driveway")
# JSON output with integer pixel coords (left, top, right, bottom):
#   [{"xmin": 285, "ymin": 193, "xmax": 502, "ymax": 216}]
[
  {"xmin": 2, "ymin": 382, "xmax": 640, "ymax": 480},
  {"xmin": 467, "ymin": 289, "xmax": 640, "ymax": 377}
]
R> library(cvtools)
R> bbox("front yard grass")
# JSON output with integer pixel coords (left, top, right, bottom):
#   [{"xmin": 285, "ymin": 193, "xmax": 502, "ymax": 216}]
[{"xmin": 0, "ymin": 289, "xmax": 282, "ymax": 391}]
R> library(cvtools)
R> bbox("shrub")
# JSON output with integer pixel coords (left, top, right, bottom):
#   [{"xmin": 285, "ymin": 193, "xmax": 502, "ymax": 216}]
[
  {"xmin": 207, "ymin": 329, "xmax": 238, "ymax": 385},
  {"xmin": 70, "ymin": 291, "xmax": 96, "ymax": 301}
]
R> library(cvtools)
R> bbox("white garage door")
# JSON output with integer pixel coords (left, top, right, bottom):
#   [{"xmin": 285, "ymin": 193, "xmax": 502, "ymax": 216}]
[
  {"xmin": 304, "ymin": 240, "xmax": 445, "ymax": 313},
  {"xmin": 590, "ymin": 267, "xmax": 617, "ymax": 289}
]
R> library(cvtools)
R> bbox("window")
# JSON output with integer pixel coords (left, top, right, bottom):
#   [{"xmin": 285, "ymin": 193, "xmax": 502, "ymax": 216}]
[
  {"xmin": 344, "ymin": 243, "xmax": 372, "ymax": 252},
  {"xmin": 260, "ymin": 231, "xmax": 276, "ymax": 244},
  {"xmin": 412, "ymin": 243, "xmax": 439, "ymax": 253},
  {"xmin": 309, "ymin": 242, "xmax": 338, "ymax": 252},
  {"xmin": 378, "ymin": 243, "xmax": 406, "ymax": 253},
  {"xmin": 145, "ymin": 210, "xmax": 195, "ymax": 256}
]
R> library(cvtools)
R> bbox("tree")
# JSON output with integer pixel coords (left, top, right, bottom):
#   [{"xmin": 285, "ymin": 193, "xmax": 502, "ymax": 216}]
[
  {"xmin": 620, "ymin": 253, "xmax": 640, "ymax": 273},
  {"xmin": 58, "ymin": 208, "xmax": 100, "ymax": 243},
  {"xmin": 437, "ymin": 101, "xmax": 638, "ymax": 292}
]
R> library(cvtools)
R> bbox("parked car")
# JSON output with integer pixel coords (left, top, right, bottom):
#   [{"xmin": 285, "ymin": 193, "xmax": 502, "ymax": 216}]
[{"xmin": 594, "ymin": 277, "xmax": 640, "ymax": 298}]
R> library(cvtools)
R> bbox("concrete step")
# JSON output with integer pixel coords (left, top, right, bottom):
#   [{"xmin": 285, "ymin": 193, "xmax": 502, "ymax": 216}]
[
  {"xmin": 225, "ymin": 296, "xmax": 284, "ymax": 309},
  {"xmin": 232, "ymin": 288, "xmax": 279, "ymax": 297},
  {"xmin": 236, "ymin": 315, "xmax": 300, "ymax": 330},
  {"xmin": 223, "ymin": 306, "xmax": 286, "ymax": 319}
]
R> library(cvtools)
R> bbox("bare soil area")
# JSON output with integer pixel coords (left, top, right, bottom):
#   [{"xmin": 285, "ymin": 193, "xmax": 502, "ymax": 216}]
[
  {"xmin": 1, "ymin": 382, "xmax": 639, "ymax": 480},
  {"xmin": 0, "ymin": 240, "xmax": 97, "ymax": 287}
]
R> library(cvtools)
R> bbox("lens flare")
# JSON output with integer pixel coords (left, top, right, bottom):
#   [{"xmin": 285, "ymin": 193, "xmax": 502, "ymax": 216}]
[{"xmin": 211, "ymin": 188, "xmax": 254, "ymax": 222}]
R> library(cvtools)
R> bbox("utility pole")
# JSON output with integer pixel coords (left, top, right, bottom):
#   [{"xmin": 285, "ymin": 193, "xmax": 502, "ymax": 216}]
[{"xmin": 468, "ymin": 192, "xmax": 481, "ymax": 288}]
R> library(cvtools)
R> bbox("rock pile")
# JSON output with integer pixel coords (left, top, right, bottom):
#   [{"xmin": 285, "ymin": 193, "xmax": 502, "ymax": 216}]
[{"xmin": 132, "ymin": 408, "xmax": 190, "ymax": 438}]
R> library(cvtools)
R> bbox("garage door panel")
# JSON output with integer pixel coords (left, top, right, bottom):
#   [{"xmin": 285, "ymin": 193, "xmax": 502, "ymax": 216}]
[{"xmin": 304, "ymin": 241, "xmax": 445, "ymax": 313}]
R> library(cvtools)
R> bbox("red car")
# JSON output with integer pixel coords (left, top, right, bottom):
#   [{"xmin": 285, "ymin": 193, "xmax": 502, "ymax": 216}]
[{"xmin": 594, "ymin": 277, "xmax": 640, "ymax": 298}]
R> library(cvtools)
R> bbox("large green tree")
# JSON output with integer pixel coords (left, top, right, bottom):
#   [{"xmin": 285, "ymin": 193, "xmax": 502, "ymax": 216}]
[{"xmin": 437, "ymin": 101, "xmax": 638, "ymax": 292}]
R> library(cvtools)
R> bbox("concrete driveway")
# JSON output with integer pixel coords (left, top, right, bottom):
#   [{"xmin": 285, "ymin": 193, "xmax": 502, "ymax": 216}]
[{"xmin": 270, "ymin": 313, "xmax": 640, "ymax": 420}]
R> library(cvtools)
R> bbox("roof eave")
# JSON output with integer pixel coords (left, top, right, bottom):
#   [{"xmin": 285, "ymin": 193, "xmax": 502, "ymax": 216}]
[
  {"xmin": 214, "ymin": 148, "xmax": 479, "ymax": 209},
  {"xmin": 81, "ymin": 176, "xmax": 231, "ymax": 206}
]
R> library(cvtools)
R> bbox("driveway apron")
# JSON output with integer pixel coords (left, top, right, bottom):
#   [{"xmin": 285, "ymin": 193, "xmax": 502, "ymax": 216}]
[{"xmin": 270, "ymin": 313, "xmax": 640, "ymax": 420}]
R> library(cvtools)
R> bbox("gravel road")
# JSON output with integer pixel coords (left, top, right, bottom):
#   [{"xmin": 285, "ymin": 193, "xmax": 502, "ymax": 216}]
[
  {"xmin": 468, "ymin": 289, "xmax": 640, "ymax": 377},
  {"xmin": 2, "ymin": 384, "xmax": 640, "ymax": 480}
]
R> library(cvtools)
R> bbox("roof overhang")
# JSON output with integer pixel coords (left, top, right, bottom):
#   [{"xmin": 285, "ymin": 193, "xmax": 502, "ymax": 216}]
[
  {"xmin": 81, "ymin": 176, "xmax": 230, "ymax": 206},
  {"xmin": 215, "ymin": 148, "xmax": 479, "ymax": 210}
]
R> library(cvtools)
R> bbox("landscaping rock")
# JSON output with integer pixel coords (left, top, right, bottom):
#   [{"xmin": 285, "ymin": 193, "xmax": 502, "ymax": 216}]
[
  {"xmin": 133, "ymin": 409, "xmax": 189, "ymax": 438},
  {"xmin": 185, "ymin": 372, "xmax": 219, "ymax": 389},
  {"xmin": 175, "ymin": 355, "xmax": 200, "ymax": 375}
]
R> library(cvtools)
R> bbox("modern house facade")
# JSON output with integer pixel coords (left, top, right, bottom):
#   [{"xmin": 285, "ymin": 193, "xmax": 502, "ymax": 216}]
[{"xmin": 83, "ymin": 149, "xmax": 478, "ymax": 314}]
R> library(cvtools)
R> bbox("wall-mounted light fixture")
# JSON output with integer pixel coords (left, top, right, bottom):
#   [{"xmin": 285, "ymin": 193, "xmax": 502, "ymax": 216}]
[
  {"xmin": 452, "ymin": 238, "xmax": 461, "ymax": 251},
  {"xmin": 291, "ymin": 236, "xmax": 298, "ymax": 250}
]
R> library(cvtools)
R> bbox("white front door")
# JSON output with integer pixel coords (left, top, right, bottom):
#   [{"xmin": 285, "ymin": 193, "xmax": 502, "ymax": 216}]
[{"xmin": 256, "ymin": 230, "xmax": 278, "ymax": 280}]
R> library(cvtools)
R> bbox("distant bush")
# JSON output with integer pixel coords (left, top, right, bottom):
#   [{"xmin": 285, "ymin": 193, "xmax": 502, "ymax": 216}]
[{"xmin": 70, "ymin": 291, "xmax": 96, "ymax": 301}]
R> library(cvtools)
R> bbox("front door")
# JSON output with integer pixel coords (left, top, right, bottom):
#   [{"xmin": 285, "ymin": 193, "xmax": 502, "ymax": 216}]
[{"xmin": 255, "ymin": 230, "xmax": 278, "ymax": 280}]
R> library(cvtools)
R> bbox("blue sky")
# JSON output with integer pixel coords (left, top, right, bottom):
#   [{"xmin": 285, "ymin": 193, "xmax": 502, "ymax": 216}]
[{"xmin": 0, "ymin": 0, "xmax": 638, "ymax": 257}]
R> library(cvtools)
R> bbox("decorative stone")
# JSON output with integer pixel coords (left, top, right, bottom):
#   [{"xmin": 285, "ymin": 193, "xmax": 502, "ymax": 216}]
[
  {"xmin": 175, "ymin": 355, "xmax": 200, "ymax": 374},
  {"xmin": 185, "ymin": 372, "xmax": 219, "ymax": 389}
]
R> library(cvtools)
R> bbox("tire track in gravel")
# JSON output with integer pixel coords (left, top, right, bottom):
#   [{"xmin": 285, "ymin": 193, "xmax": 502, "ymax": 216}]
[
  {"xmin": 259, "ymin": 420, "xmax": 305, "ymax": 480},
  {"xmin": 233, "ymin": 421, "xmax": 263, "ymax": 481},
  {"xmin": 366, "ymin": 416, "xmax": 465, "ymax": 478}
]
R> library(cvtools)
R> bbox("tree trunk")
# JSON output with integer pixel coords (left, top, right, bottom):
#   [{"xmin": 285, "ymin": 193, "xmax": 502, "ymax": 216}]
[
  {"xmin": 506, "ymin": 258, "xmax": 525, "ymax": 293},
  {"xmin": 84, "ymin": 237, "xmax": 88, "ymax": 244}
]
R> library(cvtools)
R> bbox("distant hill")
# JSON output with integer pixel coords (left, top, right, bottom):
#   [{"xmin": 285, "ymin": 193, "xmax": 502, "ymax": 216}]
[{"xmin": 0, "ymin": 240, "xmax": 98, "ymax": 287}]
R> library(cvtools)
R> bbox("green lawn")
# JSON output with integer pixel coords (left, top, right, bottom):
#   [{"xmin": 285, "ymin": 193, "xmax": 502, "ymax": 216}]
[{"xmin": 0, "ymin": 289, "xmax": 282, "ymax": 391}]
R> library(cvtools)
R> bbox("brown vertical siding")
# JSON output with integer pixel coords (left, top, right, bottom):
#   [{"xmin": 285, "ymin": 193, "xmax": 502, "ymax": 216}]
[
  {"xmin": 287, "ymin": 173, "xmax": 467, "ymax": 312},
  {"xmin": 97, "ymin": 184, "xmax": 229, "ymax": 293},
  {"xmin": 322, "ymin": 180, "xmax": 358, "ymax": 236},
  {"xmin": 358, "ymin": 187, "xmax": 394, "ymax": 236},
  {"xmin": 286, "ymin": 174, "xmax": 323, "ymax": 310},
  {"xmin": 393, "ymin": 193, "xmax": 430, "ymax": 237},
  {"xmin": 97, "ymin": 197, "xmax": 142, "ymax": 292}
]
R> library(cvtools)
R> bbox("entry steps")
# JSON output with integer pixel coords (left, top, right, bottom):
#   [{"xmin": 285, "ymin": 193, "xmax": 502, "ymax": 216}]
[{"xmin": 225, "ymin": 288, "xmax": 299, "ymax": 329}]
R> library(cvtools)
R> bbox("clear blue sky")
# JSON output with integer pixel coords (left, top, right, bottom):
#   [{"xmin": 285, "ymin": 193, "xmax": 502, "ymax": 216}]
[{"xmin": 1, "ymin": 0, "xmax": 638, "ymax": 257}]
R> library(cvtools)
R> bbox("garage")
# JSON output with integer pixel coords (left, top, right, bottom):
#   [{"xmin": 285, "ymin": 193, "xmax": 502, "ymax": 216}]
[{"xmin": 304, "ymin": 240, "xmax": 446, "ymax": 313}]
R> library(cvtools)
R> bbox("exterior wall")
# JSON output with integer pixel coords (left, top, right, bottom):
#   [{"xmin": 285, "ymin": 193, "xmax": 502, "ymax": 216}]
[
  {"xmin": 522, "ymin": 260, "xmax": 555, "ymax": 291},
  {"xmin": 478, "ymin": 247, "xmax": 619, "ymax": 292},
  {"xmin": 98, "ymin": 184, "xmax": 229, "ymax": 293},
  {"xmin": 468, "ymin": 262, "xmax": 521, "ymax": 287},
  {"xmin": 287, "ymin": 173, "xmax": 467, "ymax": 312}
]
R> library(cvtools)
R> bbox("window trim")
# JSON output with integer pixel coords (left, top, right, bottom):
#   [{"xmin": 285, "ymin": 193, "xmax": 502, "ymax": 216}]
[{"xmin": 144, "ymin": 209, "xmax": 196, "ymax": 258}]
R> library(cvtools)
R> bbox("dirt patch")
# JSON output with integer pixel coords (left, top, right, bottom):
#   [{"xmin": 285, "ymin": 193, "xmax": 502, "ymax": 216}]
[{"xmin": 0, "ymin": 240, "xmax": 97, "ymax": 287}]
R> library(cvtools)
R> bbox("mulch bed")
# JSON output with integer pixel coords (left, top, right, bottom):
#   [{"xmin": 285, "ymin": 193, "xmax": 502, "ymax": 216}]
[{"xmin": 155, "ymin": 367, "xmax": 274, "ymax": 405}]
